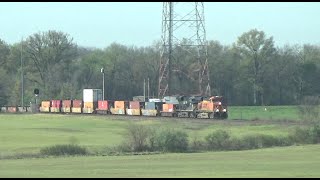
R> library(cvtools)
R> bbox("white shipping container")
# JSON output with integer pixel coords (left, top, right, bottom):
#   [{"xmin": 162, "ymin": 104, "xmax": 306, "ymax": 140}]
[{"xmin": 83, "ymin": 89, "xmax": 102, "ymax": 102}]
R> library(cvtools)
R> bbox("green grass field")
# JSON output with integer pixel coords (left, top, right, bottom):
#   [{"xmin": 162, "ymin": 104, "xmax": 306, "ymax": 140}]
[
  {"xmin": 0, "ymin": 109, "xmax": 298, "ymax": 155},
  {"xmin": 0, "ymin": 106, "xmax": 317, "ymax": 177},
  {"xmin": 1, "ymin": 145, "xmax": 319, "ymax": 177},
  {"xmin": 228, "ymin": 106, "xmax": 300, "ymax": 120}
]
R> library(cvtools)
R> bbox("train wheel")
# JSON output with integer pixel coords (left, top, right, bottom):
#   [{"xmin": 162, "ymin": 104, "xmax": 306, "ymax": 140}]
[
  {"xmin": 209, "ymin": 113, "xmax": 214, "ymax": 119},
  {"xmin": 189, "ymin": 112, "xmax": 195, "ymax": 118}
]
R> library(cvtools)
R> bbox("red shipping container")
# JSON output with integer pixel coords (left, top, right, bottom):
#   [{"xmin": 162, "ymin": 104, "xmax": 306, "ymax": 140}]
[
  {"xmin": 72, "ymin": 100, "xmax": 83, "ymax": 108},
  {"xmin": 98, "ymin": 100, "xmax": 108, "ymax": 110},
  {"xmin": 129, "ymin": 101, "xmax": 140, "ymax": 109},
  {"xmin": 51, "ymin": 100, "xmax": 62, "ymax": 108},
  {"xmin": 62, "ymin": 100, "xmax": 72, "ymax": 108}
]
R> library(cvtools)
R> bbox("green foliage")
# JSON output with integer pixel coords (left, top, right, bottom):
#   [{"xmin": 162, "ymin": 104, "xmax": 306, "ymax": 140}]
[
  {"xmin": 40, "ymin": 144, "xmax": 88, "ymax": 156},
  {"xmin": 155, "ymin": 128, "xmax": 189, "ymax": 153},
  {"xmin": 119, "ymin": 125, "xmax": 189, "ymax": 153},
  {"xmin": 289, "ymin": 124, "xmax": 320, "ymax": 144},
  {"xmin": 125, "ymin": 123, "xmax": 150, "ymax": 152},
  {"xmin": 205, "ymin": 130, "xmax": 230, "ymax": 151},
  {"xmin": 1, "ymin": 29, "xmax": 320, "ymax": 106}
]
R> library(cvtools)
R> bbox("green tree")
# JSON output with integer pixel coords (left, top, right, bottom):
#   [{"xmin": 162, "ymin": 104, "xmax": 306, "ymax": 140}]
[
  {"xmin": 24, "ymin": 30, "xmax": 78, "ymax": 99},
  {"xmin": 236, "ymin": 29, "xmax": 276, "ymax": 105}
]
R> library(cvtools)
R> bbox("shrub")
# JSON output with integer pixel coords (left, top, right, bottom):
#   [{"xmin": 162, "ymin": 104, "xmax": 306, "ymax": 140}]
[
  {"xmin": 289, "ymin": 123, "xmax": 320, "ymax": 145},
  {"xmin": 126, "ymin": 123, "xmax": 150, "ymax": 152},
  {"xmin": 289, "ymin": 126, "xmax": 313, "ymax": 144},
  {"xmin": 298, "ymin": 96, "xmax": 320, "ymax": 123},
  {"xmin": 205, "ymin": 130, "xmax": 230, "ymax": 151},
  {"xmin": 190, "ymin": 135, "xmax": 206, "ymax": 152},
  {"xmin": 310, "ymin": 124, "xmax": 320, "ymax": 143},
  {"xmin": 40, "ymin": 144, "xmax": 88, "ymax": 156},
  {"xmin": 227, "ymin": 134, "xmax": 293, "ymax": 151},
  {"xmin": 155, "ymin": 128, "xmax": 189, "ymax": 153}
]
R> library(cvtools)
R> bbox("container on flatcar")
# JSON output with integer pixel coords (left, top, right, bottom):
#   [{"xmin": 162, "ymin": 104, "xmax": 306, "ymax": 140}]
[
  {"xmin": 141, "ymin": 102, "xmax": 164, "ymax": 116},
  {"xmin": 40, "ymin": 101, "xmax": 50, "ymax": 112},
  {"xmin": 163, "ymin": 104, "xmax": 174, "ymax": 112},
  {"xmin": 96, "ymin": 100, "xmax": 109, "ymax": 114},
  {"xmin": 83, "ymin": 102, "xmax": 98, "ymax": 114},
  {"xmin": 1, "ymin": 107, "xmax": 7, "ymax": 112},
  {"xmin": 7, "ymin": 106, "xmax": 17, "ymax": 113},
  {"xmin": 110, "ymin": 101, "xmax": 126, "ymax": 115},
  {"xmin": 97, "ymin": 100, "xmax": 108, "ymax": 110},
  {"xmin": 161, "ymin": 103, "xmax": 176, "ymax": 117},
  {"xmin": 82, "ymin": 89, "xmax": 102, "ymax": 114},
  {"xmin": 126, "ymin": 101, "xmax": 141, "ymax": 116},
  {"xmin": 50, "ymin": 100, "xmax": 61, "ymax": 113},
  {"xmin": 17, "ymin": 107, "xmax": 27, "ymax": 113},
  {"xmin": 71, "ymin": 100, "xmax": 83, "ymax": 113},
  {"xmin": 83, "ymin": 89, "xmax": 102, "ymax": 103},
  {"xmin": 61, "ymin": 100, "xmax": 72, "ymax": 113}
]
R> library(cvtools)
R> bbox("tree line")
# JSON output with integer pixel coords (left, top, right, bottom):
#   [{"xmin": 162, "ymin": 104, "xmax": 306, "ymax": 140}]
[{"xmin": 0, "ymin": 29, "xmax": 320, "ymax": 106}]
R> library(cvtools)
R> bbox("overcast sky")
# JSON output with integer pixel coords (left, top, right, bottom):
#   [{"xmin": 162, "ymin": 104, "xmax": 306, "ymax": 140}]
[{"xmin": 0, "ymin": 2, "xmax": 319, "ymax": 48}]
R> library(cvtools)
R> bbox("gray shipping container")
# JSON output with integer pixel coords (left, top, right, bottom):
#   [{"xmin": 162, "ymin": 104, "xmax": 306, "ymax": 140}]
[
  {"xmin": 83, "ymin": 89, "xmax": 102, "ymax": 102},
  {"xmin": 163, "ymin": 96, "xmax": 179, "ymax": 104},
  {"xmin": 145, "ymin": 102, "xmax": 156, "ymax": 110}
]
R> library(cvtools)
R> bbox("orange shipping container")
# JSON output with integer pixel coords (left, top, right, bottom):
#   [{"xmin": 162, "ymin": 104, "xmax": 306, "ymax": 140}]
[
  {"xmin": 163, "ymin": 104, "xmax": 174, "ymax": 112},
  {"xmin": 84, "ymin": 102, "xmax": 94, "ymax": 109},
  {"xmin": 41, "ymin": 101, "xmax": 50, "ymax": 108},
  {"xmin": 115, "ymin": 101, "xmax": 125, "ymax": 109}
]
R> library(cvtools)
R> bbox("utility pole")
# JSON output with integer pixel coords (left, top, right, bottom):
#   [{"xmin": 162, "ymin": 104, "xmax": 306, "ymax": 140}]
[
  {"xmin": 101, "ymin": 68, "xmax": 105, "ymax": 100},
  {"xmin": 143, "ymin": 79, "xmax": 146, "ymax": 102},
  {"xmin": 21, "ymin": 37, "xmax": 24, "ymax": 108},
  {"xmin": 147, "ymin": 77, "xmax": 150, "ymax": 99}
]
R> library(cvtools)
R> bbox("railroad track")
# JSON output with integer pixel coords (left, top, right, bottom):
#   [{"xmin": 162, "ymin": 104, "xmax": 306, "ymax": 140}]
[{"xmin": 30, "ymin": 112, "xmax": 301, "ymax": 126}]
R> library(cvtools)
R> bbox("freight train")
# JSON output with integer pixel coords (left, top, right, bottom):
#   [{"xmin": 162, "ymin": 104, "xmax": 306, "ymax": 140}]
[{"xmin": 0, "ymin": 89, "xmax": 228, "ymax": 119}]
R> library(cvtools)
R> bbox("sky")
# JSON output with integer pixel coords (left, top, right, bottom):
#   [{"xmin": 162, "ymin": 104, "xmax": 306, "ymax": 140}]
[{"xmin": 0, "ymin": 2, "xmax": 319, "ymax": 49}]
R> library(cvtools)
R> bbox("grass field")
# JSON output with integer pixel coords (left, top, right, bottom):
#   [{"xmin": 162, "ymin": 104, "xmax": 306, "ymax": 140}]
[
  {"xmin": 0, "ymin": 109, "xmax": 299, "ymax": 155},
  {"xmin": 1, "ymin": 145, "xmax": 319, "ymax": 177},
  {"xmin": 0, "ymin": 106, "xmax": 317, "ymax": 177},
  {"xmin": 228, "ymin": 106, "xmax": 300, "ymax": 120}
]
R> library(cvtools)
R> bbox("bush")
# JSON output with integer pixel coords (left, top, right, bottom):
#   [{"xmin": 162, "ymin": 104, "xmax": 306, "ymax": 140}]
[
  {"xmin": 310, "ymin": 124, "xmax": 320, "ymax": 143},
  {"xmin": 126, "ymin": 123, "xmax": 150, "ymax": 152},
  {"xmin": 290, "ymin": 124, "xmax": 320, "ymax": 144},
  {"xmin": 289, "ymin": 126, "xmax": 313, "ymax": 144},
  {"xmin": 190, "ymin": 135, "xmax": 206, "ymax": 152},
  {"xmin": 155, "ymin": 128, "xmax": 189, "ymax": 153},
  {"xmin": 227, "ymin": 134, "xmax": 293, "ymax": 151},
  {"xmin": 205, "ymin": 130, "xmax": 230, "ymax": 151},
  {"xmin": 40, "ymin": 144, "xmax": 88, "ymax": 156},
  {"xmin": 298, "ymin": 96, "xmax": 320, "ymax": 123}
]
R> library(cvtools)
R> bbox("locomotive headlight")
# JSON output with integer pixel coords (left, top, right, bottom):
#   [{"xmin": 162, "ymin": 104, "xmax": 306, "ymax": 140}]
[
  {"xmin": 223, "ymin": 109, "xmax": 227, "ymax": 112},
  {"xmin": 218, "ymin": 102, "xmax": 221, "ymax": 105},
  {"xmin": 215, "ymin": 109, "xmax": 219, "ymax": 112}
]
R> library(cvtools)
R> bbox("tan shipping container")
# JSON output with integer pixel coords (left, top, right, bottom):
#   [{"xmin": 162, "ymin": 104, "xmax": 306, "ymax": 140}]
[
  {"xmin": 126, "ymin": 109, "xmax": 141, "ymax": 116},
  {"xmin": 71, "ymin": 107, "xmax": 82, "ymax": 113},
  {"xmin": 141, "ymin": 109, "xmax": 157, "ymax": 116}
]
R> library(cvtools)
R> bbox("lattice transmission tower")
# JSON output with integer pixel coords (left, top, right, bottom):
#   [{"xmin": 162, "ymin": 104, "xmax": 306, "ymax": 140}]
[{"xmin": 158, "ymin": 2, "xmax": 211, "ymax": 98}]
